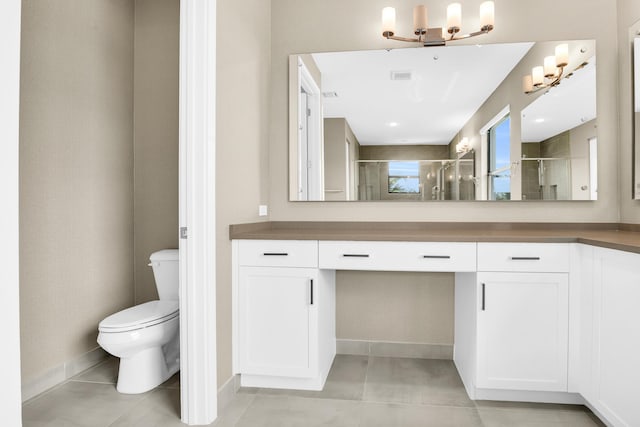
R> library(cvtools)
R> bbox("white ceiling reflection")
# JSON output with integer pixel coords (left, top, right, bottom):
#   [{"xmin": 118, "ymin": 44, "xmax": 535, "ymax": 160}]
[{"xmin": 312, "ymin": 43, "xmax": 534, "ymax": 146}]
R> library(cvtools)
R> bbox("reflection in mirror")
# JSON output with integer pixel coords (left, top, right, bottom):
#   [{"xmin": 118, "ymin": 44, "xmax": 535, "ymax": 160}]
[
  {"xmin": 289, "ymin": 40, "xmax": 597, "ymax": 201},
  {"xmin": 356, "ymin": 151, "xmax": 475, "ymax": 201},
  {"xmin": 520, "ymin": 58, "xmax": 597, "ymax": 200},
  {"xmin": 634, "ymin": 35, "xmax": 640, "ymax": 198}
]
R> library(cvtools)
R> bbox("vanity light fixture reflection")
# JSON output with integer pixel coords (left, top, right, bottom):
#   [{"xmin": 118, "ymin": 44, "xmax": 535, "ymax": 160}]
[
  {"xmin": 522, "ymin": 43, "xmax": 588, "ymax": 94},
  {"xmin": 382, "ymin": 1, "xmax": 494, "ymax": 47},
  {"xmin": 456, "ymin": 137, "xmax": 471, "ymax": 154}
]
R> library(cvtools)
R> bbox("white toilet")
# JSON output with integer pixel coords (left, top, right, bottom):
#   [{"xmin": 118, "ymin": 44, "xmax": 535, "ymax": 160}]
[{"xmin": 97, "ymin": 249, "xmax": 180, "ymax": 394}]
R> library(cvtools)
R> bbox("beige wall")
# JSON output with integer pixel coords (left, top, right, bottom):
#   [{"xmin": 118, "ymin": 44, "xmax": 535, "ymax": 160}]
[
  {"xmin": 337, "ymin": 271, "xmax": 454, "ymax": 344},
  {"xmin": 345, "ymin": 122, "xmax": 360, "ymax": 200},
  {"xmin": 133, "ymin": 0, "xmax": 180, "ymax": 304},
  {"xmin": 359, "ymin": 145, "xmax": 449, "ymax": 160},
  {"xmin": 618, "ymin": 0, "xmax": 640, "ymax": 223},
  {"xmin": 217, "ymin": 0, "xmax": 272, "ymax": 387},
  {"xmin": 324, "ymin": 118, "xmax": 349, "ymax": 200},
  {"xmin": 324, "ymin": 118, "xmax": 361, "ymax": 201},
  {"xmin": 19, "ymin": 0, "xmax": 134, "ymax": 382}
]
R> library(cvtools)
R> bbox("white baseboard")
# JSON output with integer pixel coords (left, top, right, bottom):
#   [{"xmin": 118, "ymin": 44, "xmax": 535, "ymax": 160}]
[
  {"xmin": 22, "ymin": 347, "xmax": 108, "ymax": 402},
  {"xmin": 337, "ymin": 339, "xmax": 453, "ymax": 360},
  {"xmin": 240, "ymin": 372, "xmax": 326, "ymax": 391},
  {"xmin": 584, "ymin": 400, "xmax": 615, "ymax": 427},
  {"xmin": 473, "ymin": 389, "xmax": 585, "ymax": 405}
]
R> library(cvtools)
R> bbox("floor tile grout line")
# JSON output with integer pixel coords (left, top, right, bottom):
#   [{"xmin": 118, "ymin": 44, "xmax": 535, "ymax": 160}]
[
  {"xmin": 361, "ymin": 398, "xmax": 482, "ymax": 411},
  {"xmin": 357, "ymin": 354, "xmax": 370, "ymax": 427},
  {"xmin": 69, "ymin": 379, "xmax": 117, "ymax": 385},
  {"xmin": 24, "ymin": 359, "xmax": 116, "ymax": 406},
  {"xmin": 106, "ymin": 387, "xmax": 168, "ymax": 427},
  {"xmin": 22, "ymin": 379, "xmax": 72, "ymax": 407},
  {"xmin": 362, "ymin": 354, "xmax": 371, "ymax": 402},
  {"xmin": 225, "ymin": 393, "xmax": 258, "ymax": 427}
]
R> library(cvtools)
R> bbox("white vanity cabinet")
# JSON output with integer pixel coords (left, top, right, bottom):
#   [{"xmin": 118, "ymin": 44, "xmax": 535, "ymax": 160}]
[
  {"xmin": 476, "ymin": 272, "xmax": 569, "ymax": 392},
  {"xmin": 231, "ymin": 234, "xmax": 640, "ymax": 426},
  {"xmin": 455, "ymin": 243, "xmax": 571, "ymax": 399},
  {"xmin": 583, "ymin": 247, "xmax": 640, "ymax": 427},
  {"xmin": 234, "ymin": 240, "xmax": 336, "ymax": 391}
]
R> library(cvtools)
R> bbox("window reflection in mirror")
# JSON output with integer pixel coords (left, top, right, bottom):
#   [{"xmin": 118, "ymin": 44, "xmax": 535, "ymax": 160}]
[
  {"xmin": 488, "ymin": 114, "xmax": 511, "ymax": 200},
  {"xmin": 289, "ymin": 40, "xmax": 597, "ymax": 202},
  {"xmin": 388, "ymin": 162, "xmax": 420, "ymax": 194}
]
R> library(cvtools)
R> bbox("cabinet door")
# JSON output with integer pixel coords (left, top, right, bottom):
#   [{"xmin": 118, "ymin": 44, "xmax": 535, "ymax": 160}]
[
  {"xmin": 591, "ymin": 249, "xmax": 640, "ymax": 427},
  {"xmin": 477, "ymin": 272, "xmax": 569, "ymax": 392},
  {"xmin": 239, "ymin": 267, "xmax": 316, "ymax": 378}
]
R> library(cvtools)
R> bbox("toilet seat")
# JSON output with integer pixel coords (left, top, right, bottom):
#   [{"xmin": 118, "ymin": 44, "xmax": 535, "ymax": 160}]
[{"xmin": 99, "ymin": 300, "xmax": 179, "ymax": 333}]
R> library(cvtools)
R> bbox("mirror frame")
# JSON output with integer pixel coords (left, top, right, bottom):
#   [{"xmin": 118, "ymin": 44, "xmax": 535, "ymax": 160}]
[{"xmin": 632, "ymin": 19, "xmax": 640, "ymax": 199}]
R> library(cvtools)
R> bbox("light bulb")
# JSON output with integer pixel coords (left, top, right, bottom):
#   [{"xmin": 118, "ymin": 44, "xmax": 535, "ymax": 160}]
[
  {"xmin": 447, "ymin": 3, "xmax": 462, "ymax": 33},
  {"xmin": 555, "ymin": 43, "xmax": 569, "ymax": 67},
  {"xmin": 532, "ymin": 66, "xmax": 544, "ymax": 86},
  {"xmin": 480, "ymin": 1, "xmax": 494, "ymax": 30},
  {"xmin": 544, "ymin": 56, "xmax": 556, "ymax": 77},
  {"xmin": 382, "ymin": 7, "xmax": 396, "ymax": 37},
  {"xmin": 413, "ymin": 5, "xmax": 428, "ymax": 34},
  {"xmin": 522, "ymin": 75, "xmax": 533, "ymax": 93}
]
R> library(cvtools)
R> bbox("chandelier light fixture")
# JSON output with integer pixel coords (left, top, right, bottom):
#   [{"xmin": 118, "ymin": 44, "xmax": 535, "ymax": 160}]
[
  {"xmin": 522, "ymin": 44, "xmax": 589, "ymax": 94},
  {"xmin": 382, "ymin": 2, "xmax": 495, "ymax": 47}
]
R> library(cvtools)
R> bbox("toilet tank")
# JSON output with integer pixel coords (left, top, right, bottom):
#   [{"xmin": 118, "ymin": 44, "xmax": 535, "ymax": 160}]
[{"xmin": 149, "ymin": 249, "xmax": 179, "ymax": 301}]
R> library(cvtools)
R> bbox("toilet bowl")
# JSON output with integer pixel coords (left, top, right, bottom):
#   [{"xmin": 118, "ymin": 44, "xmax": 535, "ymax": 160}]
[{"xmin": 97, "ymin": 249, "xmax": 180, "ymax": 394}]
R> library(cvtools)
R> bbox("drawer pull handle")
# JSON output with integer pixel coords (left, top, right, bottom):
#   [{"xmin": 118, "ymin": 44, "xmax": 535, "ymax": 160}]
[
  {"xmin": 263, "ymin": 252, "xmax": 288, "ymax": 256},
  {"xmin": 509, "ymin": 256, "xmax": 541, "ymax": 261},
  {"xmin": 342, "ymin": 254, "xmax": 370, "ymax": 258},
  {"xmin": 481, "ymin": 283, "xmax": 486, "ymax": 311},
  {"xmin": 310, "ymin": 279, "xmax": 314, "ymax": 305},
  {"xmin": 423, "ymin": 255, "xmax": 451, "ymax": 259}
]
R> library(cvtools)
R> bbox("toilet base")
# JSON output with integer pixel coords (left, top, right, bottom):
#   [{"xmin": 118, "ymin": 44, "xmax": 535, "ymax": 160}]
[{"xmin": 116, "ymin": 347, "xmax": 179, "ymax": 394}]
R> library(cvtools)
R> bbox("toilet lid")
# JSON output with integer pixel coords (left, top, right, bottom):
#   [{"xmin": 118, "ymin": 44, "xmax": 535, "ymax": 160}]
[{"xmin": 99, "ymin": 300, "xmax": 179, "ymax": 333}]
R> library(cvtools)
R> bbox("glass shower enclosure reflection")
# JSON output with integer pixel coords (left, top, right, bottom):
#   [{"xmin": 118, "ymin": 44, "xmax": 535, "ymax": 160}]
[
  {"xmin": 521, "ymin": 158, "xmax": 571, "ymax": 200},
  {"xmin": 357, "ymin": 158, "xmax": 476, "ymax": 201}
]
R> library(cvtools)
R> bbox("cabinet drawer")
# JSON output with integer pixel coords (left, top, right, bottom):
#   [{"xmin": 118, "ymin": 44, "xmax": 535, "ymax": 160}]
[
  {"xmin": 477, "ymin": 243, "xmax": 569, "ymax": 272},
  {"xmin": 238, "ymin": 240, "xmax": 318, "ymax": 268},
  {"xmin": 319, "ymin": 241, "xmax": 476, "ymax": 272}
]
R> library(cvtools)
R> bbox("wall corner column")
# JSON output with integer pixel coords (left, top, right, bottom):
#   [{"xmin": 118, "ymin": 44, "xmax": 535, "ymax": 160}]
[{"xmin": 179, "ymin": 0, "xmax": 217, "ymax": 424}]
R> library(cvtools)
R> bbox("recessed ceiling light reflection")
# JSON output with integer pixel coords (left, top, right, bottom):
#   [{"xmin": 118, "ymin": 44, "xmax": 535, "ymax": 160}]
[{"xmin": 388, "ymin": 122, "xmax": 399, "ymax": 127}]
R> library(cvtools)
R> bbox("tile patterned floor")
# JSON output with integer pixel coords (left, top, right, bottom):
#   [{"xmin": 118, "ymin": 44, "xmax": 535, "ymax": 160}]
[{"xmin": 22, "ymin": 355, "xmax": 605, "ymax": 426}]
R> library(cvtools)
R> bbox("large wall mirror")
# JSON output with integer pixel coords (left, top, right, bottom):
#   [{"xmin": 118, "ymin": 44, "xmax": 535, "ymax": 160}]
[{"xmin": 289, "ymin": 40, "xmax": 597, "ymax": 202}]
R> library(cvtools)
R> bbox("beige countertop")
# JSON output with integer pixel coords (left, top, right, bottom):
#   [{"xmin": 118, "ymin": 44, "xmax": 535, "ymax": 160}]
[{"xmin": 229, "ymin": 221, "xmax": 640, "ymax": 254}]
